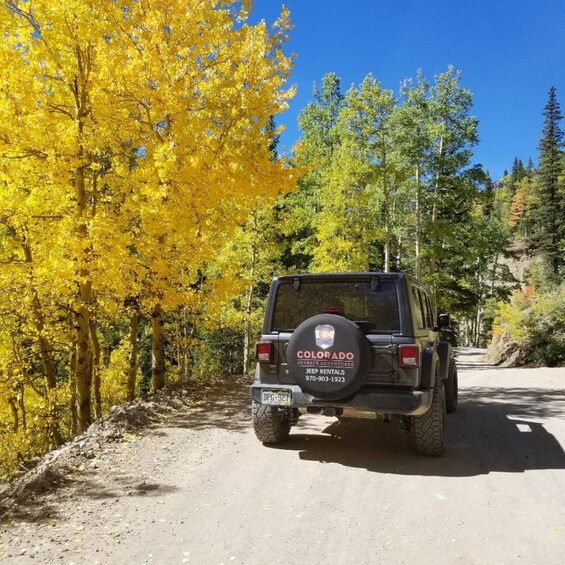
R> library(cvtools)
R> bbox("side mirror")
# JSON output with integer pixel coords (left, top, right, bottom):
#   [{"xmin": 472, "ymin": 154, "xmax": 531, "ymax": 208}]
[{"xmin": 437, "ymin": 312, "xmax": 450, "ymax": 329}]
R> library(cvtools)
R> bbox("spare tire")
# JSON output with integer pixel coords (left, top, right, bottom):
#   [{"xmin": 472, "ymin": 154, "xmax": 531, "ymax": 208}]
[{"xmin": 287, "ymin": 314, "xmax": 372, "ymax": 400}]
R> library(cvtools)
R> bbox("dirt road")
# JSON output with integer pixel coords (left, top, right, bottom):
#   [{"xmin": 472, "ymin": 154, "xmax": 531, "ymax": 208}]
[{"xmin": 1, "ymin": 349, "xmax": 565, "ymax": 565}]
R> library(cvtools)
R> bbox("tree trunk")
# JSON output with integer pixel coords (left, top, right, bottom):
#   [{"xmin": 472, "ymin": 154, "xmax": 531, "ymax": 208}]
[
  {"xmin": 73, "ymin": 129, "xmax": 94, "ymax": 429},
  {"xmin": 474, "ymin": 305, "xmax": 481, "ymax": 347},
  {"xmin": 491, "ymin": 252, "xmax": 499, "ymax": 291},
  {"xmin": 4, "ymin": 223, "xmax": 64, "ymax": 446},
  {"xmin": 28, "ymin": 276, "xmax": 63, "ymax": 445},
  {"xmin": 415, "ymin": 164, "xmax": 422, "ymax": 279},
  {"xmin": 151, "ymin": 305, "xmax": 166, "ymax": 391},
  {"xmin": 127, "ymin": 310, "xmax": 140, "ymax": 400},
  {"xmin": 430, "ymin": 136, "xmax": 444, "ymax": 303},
  {"xmin": 75, "ymin": 279, "xmax": 92, "ymax": 431},
  {"xmin": 89, "ymin": 320, "xmax": 102, "ymax": 419},
  {"xmin": 383, "ymin": 151, "xmax": 391, "ymax": 272},
  {"xmin": 72, "ymin": 48, "xmax": 95, "ymax": 431},
  {"xmin": 18, "ymin": 386, "xmax": 27, "ymax": 431},
  {"xmin": 243, "ymin": 282, "xmax": 254, "ymax": 375},
  {"xmin": 243, "ymin": 236, "xmax": 257, "ymax": 375},
  {"xmin": 8, "ymin": 396, "xmax": 18, "ymax": 433},
  {"xmin": 475, "ymin": 265, "xmax": 482, "ymax": 346},
  {"xmin": 69, "ymin": 343, "xmax": 78, "ymax": 436},
  {"xmin": 43, "ymin": 358, "xmax": 64, "ymax": 448},
  {"xmin": 180, "ymin": 312, "xmax": 194, "ymax": 381}
]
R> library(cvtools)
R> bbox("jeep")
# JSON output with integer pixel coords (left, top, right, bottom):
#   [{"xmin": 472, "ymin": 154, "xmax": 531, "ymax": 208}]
[{"xmin": 250, "ymin": 272, "xmax": 458, "ymax": 456}]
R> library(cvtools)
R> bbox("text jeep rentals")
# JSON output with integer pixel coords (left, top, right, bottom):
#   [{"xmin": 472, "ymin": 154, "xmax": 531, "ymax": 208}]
[{"xmin": 250, "ymin": 272, "xmax": 458, "ymax": 456}]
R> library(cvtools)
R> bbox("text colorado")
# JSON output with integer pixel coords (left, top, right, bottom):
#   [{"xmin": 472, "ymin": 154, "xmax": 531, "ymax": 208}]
[{"xmin": 296, "ymin": 350, "xmax": 355, "ymax": 360}]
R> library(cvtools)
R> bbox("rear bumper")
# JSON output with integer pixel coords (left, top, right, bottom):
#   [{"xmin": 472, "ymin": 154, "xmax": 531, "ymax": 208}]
[{"xmin": 250, "ymin": 383, "xmax": 432, "ymax": 416}]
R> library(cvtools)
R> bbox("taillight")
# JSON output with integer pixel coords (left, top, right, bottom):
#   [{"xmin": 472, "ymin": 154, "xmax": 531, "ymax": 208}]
[
  {"xmin": 399, "ymin": 345, "xmax": 420, "ymax": 368},
  {"xmin": 255, "ymin": 342, "xmax": 273, "ymax": 363}
]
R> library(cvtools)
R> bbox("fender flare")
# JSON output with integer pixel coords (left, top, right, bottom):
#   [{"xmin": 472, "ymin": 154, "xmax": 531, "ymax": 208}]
[
  {"xmin": 420, "ymin": 348, "xmax": 440, "ymax": 389},
  {"xmin": 437, "ymin": 341, "xmax": 452, "ymax": 381}
]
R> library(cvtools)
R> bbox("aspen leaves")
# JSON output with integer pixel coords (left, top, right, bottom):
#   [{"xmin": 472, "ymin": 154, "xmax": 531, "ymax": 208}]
[{"xmin": 0, "ymin": 0, "xmax": 295, "ymax": 472}]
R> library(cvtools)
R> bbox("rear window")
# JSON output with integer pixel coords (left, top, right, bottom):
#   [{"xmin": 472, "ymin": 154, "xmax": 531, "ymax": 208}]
[{"xmin": 272, "ymin": 280, "xmax": 400, "ymax": 333}]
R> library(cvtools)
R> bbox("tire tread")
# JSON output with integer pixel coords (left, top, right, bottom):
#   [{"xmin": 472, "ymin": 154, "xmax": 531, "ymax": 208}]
[
  {"xmin": 414, "ymin": 376, "xmax": 446, "ymax": 456},
  {"xmin": 445, "ymin": 359, "xmax": 458, "ymax": 414},
  {"xmin": 252, "ymin": 402, "xmax": 291, "ymax": 444}
]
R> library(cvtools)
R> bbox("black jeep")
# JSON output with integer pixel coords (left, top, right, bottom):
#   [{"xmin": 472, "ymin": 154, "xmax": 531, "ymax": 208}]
[{"xmin": 250, "ymin": 272, "xmax": 458, "ymax": 456}]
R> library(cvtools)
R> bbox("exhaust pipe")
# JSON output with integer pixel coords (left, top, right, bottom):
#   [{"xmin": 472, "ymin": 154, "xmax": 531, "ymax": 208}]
[{"xmin": 299, "ymin": 407, "xmax": 378, "ymax": 420}]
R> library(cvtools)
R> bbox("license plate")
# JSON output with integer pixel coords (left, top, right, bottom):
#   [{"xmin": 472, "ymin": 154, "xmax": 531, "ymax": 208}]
[{"xmin": 261, "ymin": 389, "xmax": 291, "ymax": 406}]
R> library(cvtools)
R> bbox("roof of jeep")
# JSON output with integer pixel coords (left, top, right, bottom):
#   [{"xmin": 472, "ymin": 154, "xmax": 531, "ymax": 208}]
[{"xmin": 272, "ymin": 272, "xmax": 424, "ymax": 287}]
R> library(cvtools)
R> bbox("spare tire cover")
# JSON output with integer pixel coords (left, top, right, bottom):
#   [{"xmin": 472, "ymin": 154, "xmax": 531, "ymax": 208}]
[{"xmin": 287, "ymin": 314, "xmax": 372, "ymax": 400}]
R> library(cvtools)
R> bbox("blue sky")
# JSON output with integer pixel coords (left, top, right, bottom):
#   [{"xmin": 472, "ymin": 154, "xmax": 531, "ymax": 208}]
[{"xmin": 249, "ymin": 0, "xmax": 565, "ymax": 180}]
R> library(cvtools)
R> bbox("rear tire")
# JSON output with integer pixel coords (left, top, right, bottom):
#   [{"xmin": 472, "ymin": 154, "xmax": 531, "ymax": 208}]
[
  {"xmin": 445, "ymin": 359, "xmax": 458, "ymax": 414},
  {"xmin": 252, "ymin": 401, "xmax": 291, "ymax": 444},
  {"xmin": 414, "ymin": 372, "xmax": 446, "ymax": 456}
]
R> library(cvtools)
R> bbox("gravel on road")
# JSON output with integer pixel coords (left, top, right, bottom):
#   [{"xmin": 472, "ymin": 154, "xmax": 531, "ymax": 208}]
[{"xmin": 1, "ymin": 348, "xmax": 564, "ymax": 565}]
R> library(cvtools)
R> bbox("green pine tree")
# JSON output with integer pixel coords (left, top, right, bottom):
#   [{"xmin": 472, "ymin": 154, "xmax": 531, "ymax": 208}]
[
  {"xmin": 509, "ymin": 157, "xmax": 526, "ymax": 190},
  {"xmin": 531, "ymin": 86, "xmax": 564, "ymax": 277}
]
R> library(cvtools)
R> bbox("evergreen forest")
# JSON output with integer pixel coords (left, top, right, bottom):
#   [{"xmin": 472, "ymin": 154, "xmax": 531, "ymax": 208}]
[{"xmin": 0, "ymin": 1, "xmax": 564, "ymax": 478}]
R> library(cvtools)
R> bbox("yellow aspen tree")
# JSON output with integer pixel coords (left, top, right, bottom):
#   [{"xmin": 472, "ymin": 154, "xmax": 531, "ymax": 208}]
[
  {"xmin": 0, "ymin": 218, "xmax": 64, "ymax": 447},
  {"xmin": 509, "ymin": 185, "xmax": 526, "ymax": 228},
  {"xmin": 1, "ymin": 0, "xmax": 296, "ymax": 435},
  {"xmin": 1, "ymin": 1, "xmax": 137, "ymax": 431},
  {"xmin": 0, "ymin": 104, "xmax": 71, "ymax": 449},
  {"xmin": 103, "ymin": 0, "xmax": 296, "ymax": 390},
  {"xmin": 509, "ymin": 177, "xmax": 534, "ymax": 237}
]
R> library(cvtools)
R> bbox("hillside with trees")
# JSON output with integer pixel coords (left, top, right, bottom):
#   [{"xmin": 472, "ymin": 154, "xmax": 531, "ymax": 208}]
[
  {"xmin": 487, "ymin": 87, "xmax": 565, "ymax": 367},
  {"xmin": 0, "ymin": 1, "xmax": 563, "ymax": 479}
]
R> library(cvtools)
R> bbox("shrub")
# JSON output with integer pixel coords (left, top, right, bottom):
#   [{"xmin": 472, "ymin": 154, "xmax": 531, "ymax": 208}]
[{"xmin": 489, "ymin": 284, "xmax": 565, "ymax": 367}]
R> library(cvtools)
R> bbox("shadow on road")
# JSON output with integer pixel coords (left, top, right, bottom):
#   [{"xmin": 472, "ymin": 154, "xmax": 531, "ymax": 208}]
[
  {"xmin": 3, "ymin": 469, "xmax": 180, "ymax": 523},
  {"xmin": 163, "ymin": 380, "xmax": 251, "ymax": 433},
  {"xmin": 273, "ymin": 387, "xmax": 565, "ymax": 477},
  {"xmin": 2, "ymin": 378, "xmax": 256, "ymax": 523},
  {"xmin": 5, "ymin": 369, "xmax": 562, "ymax": 523}
]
